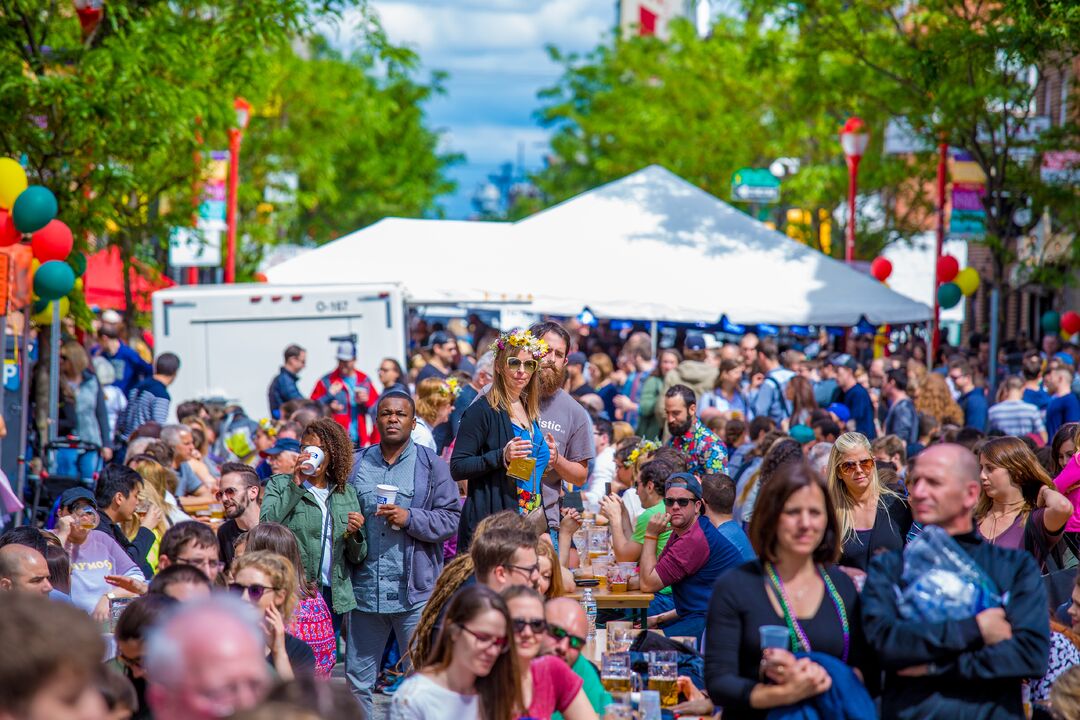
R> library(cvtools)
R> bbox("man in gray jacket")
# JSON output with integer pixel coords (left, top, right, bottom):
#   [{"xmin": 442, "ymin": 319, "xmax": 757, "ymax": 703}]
[{"xmin": 345, "ymin": 389, "xmax": 461, "ymax": 715}]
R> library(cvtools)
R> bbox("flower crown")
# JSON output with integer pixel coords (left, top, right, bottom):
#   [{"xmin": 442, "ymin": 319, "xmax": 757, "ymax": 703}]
[
  {"xmin": 258, "ymin": 418, "xmax": 278, "ymax": 437},
  {"xmin": 489, "ymin": 328, "xmax": 549, "ymax": 359},
  {"xmin": 438, "ymin": 377, "xmax": 462, "ymax": 399},
  {"xmin": 624, "ymin": 440, "xmax": 660, "ymax": 468}
]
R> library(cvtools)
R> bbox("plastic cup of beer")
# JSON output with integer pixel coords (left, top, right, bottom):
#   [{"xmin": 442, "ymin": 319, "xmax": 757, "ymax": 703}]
[
  {"xmin": 759, "ymin": 625, "xmax": 790, "ymax": 651},
  {"xmin": 592, "ymin": 556, "xmax": 611, "ymax": 590},
  {"xmin": 607, "ymin": 563, "xmax": 628, "ymax": 593},
  {"xmin": 601, "ymin": 652, "xmax": 632, "ymax": 695},
  {"xmin": 588, "ymin": 525, "xmax": 609, "ymax": 559},
  {"xmin": 648, "ymin": 651, "xmax": 679, "ymax": 708}
]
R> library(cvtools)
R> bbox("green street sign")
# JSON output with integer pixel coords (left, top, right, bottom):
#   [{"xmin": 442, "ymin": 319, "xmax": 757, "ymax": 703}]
[{"xmin": 731, "ymin": 167, "xmax": 781, "ymax": 204}]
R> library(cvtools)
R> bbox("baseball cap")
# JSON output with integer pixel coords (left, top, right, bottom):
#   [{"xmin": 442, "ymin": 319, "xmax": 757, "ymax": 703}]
[
  {"xmin": 789, "ymin": 424, "xmax": 815, "ymax": 445},
  {"xmin": 684, "ymin": 334, "xmax": 707, "ymax": 351},
  {"xmin": 1054, "ymin": 352, "xmax": 1074, "ymax": 367},
  {"xmin": 567, "ymin": 351, "xmax": 587, "ymax": 367},
  {"xmin": 829, "ymin": 353, "xmax": 859, "ymax": 371},
  {"xmin": 665, "ymin": 472, "xmax": 703, "ymax": 499},
  {"xmin": 827, "ymin": 402, "xmax": 851, "ymax": 424},
  {"xmin": 335, "ymin": 341, "xmax": 356, "ymax": 361},
  {"xmin": 260, "ymin": 437, "xmax": 301, "ymax": 458},
  {"xmin": 427, "ymin": 331, "xmax": 454, "ymax": 348},
  {"xmin": 101, "ymin": 309, "xmax": 122, "ymax": 325},
  {"xmin": 59, "ymin": 487, "xmax": 97, "ymax": 510}
]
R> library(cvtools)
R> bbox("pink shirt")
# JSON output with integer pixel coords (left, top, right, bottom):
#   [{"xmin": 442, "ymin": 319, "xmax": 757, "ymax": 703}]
[
  {"xmin": 1053, "ymin": 455, "xmax": 1080, "ymax": 532},
  {"xmin": 523, "ymin": 655, "xmax": 583, "ymax": 719}
]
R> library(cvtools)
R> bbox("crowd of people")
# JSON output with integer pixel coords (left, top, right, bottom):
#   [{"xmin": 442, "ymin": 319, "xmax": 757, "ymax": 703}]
[{"xmin": 8, "ymin": 314, "xmax": 1080, "ymax": 720}]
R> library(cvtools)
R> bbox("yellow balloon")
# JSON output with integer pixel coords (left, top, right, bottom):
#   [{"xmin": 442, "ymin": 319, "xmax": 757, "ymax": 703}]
[
  {"xmin": 30, "ymin": 297, "xmax": 69, "ymax": 325},
  {"xmin": 75, "ymin": 277, "xmax": 83, "ymax": 292},
  {"xmin": 30, "ymin": 258, "xmax": 40, "ymax": 275},
  {"xmin": 955, "ymin": 267, "xmax": 981, "ymax": 296},
  {"xmin": 0, "ymin": 158, "xmax": 28, "ymax": 210}
]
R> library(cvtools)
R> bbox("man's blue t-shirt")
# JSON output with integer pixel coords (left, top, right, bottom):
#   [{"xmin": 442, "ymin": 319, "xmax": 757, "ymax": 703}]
[
  {"xmin": 1047, "ymin": 393, "xmax": 1080, "ymax": 441},
  {"xmin": 958, "ymin": 388, "xmax": 989, "ymax": 432},
  {"xmin": 843, "ymin": 383, "xmax": 877, "ymax": 439},
  {"xmin": 1023, "ymin": 388, "xmax": 1051, "ymax": 412},
  {"xmin": 103, "ymin": 343, "xmax": 153, "ymax": 395}
]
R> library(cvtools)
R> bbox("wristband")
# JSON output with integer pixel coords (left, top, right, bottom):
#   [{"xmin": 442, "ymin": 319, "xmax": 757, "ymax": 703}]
[{"xmin": 644, "ymin": 534, "xmax": 660, "ymax": 541}]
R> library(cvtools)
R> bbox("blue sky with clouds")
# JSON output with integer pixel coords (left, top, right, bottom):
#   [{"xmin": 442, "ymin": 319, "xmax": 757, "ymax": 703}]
[{"xmin": 323, "ymin": 1, "xmax": 617, "ymax": 218}]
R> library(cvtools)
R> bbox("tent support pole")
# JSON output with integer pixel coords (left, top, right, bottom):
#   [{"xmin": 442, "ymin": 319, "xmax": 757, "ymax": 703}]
[{"xmin": 650, "ymin": 320, "xmax": 658, "ymax": 358}]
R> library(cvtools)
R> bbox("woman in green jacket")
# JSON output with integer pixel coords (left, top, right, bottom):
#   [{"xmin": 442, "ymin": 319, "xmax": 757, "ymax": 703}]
[
  {"xmin": 261, "ymin": 417, "xmax": 367, "ymax": 634},
  {"xmin": 637, "ymin": 348, "xmax": 681, "ymax": 441}
]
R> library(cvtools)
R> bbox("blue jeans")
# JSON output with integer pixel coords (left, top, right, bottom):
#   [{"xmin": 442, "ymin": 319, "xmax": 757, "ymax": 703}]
[
  {"xmin": 54, "ymin": 448, "xmax": 100, "ymax": 482},
  {"xmin": 345, "ymin": 606, "xmax": 423, "ymax": 718}
]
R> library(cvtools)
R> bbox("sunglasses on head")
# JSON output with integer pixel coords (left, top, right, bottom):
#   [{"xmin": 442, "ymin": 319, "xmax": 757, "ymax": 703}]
[
  {"xmin": 512, "ymin": 618, "xmax": 548, "ymax": 635},
  {"xmin": 839, "ymin": 459, "xmax": 875, "ymax": 476},
  {"xmin": 506, "ymin": 357, "xmax": 540, "ymax": 373},
  {"xmin": 664, "ymin": 497, "xmax": 695, "ymax": 508},
  {"xmin": 547, "ymin": 624, "xmax": 586, "ymax": 649},
  {"xmin": 228, "ymin": 583, "xmax": 277, "ymax": 601}
]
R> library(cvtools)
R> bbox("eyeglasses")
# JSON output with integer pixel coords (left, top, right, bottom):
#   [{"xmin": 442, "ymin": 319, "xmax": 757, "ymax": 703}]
[
  {"xmin": 214, "ymin": 486, "xmax": 243, "ymax": 501},
  {"xmin": 506, "ymin": 357, "xmax": 539, "ymax": 373},
  {"xmin": 503, "ymin": 562, "xmax": 541, "ymax": 578},
  {"xmin": 116, "ymin": 651, "xmax": 143, "ymax": 671},
  {"xmin": 228, "ymin": 583, "xmax": 278, "ymax": 601},
  {"xmin": 663, "ymin": 497, "xmax": 695, "ymax": 508},
  {"xmin": 179, "ymin": 557, "xmax": 225, "ymax": 573},
  {"xmin": 547, "ymin": 624, "xmax": 586, "ymax": 650},
  {"xmin": 512, "ymin": 618, "xmax": 548, "ymax": 635},
  {"xmin": 458, "ymin": 624, "xmax": 510, "ymax": 653},
  {"xmin": 838, "ymin": 459, "xmax": 875, "ymax": 477}
]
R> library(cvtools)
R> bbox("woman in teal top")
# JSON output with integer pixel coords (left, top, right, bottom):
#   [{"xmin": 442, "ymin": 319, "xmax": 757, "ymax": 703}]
[{"xmin": 511, "ymin": 419, "xmax": 550, "ymax": 515}]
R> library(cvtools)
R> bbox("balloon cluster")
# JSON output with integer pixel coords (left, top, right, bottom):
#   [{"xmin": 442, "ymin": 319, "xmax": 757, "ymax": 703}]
[
  {"xmin": 935, "ymin": 254, "xmax": 979, "ymax": 309},
  {"xmin": 0, "ymin": 158, "xmax": 84, "ymax": 323},
  {"xmin": 1041, "ymin": 311, "xmax": 1080, "ymax": 338}
]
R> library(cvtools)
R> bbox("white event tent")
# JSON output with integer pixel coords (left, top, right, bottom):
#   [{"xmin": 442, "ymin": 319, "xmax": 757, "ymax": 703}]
[{"xmin": 266, "ymin": 165, "xmax": 932, "ymax": 326}]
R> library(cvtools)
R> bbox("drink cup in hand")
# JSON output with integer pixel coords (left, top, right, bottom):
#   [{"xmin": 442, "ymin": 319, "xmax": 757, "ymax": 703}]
[{"xmin": 299, "ymin": 446, "xmax": 325, "ymax": 476}]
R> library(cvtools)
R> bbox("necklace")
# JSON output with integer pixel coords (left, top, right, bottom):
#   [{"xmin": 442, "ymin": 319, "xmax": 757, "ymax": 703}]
[
  {"xmin": 984, "ymin": 501, "xmax": 1025, "ymax": 542},
  {"xmin": 764, "ymin": 562, "xmax": 850, "ymax": 663}
]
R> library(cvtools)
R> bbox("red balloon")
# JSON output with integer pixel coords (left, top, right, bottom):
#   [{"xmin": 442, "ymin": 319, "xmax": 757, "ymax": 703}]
[
  {"xmin": 0, "ymin": 209, "xmax": 20, "ymax": 247},
  {"xmin": 1063, "ymin": 311, "xmax": 1080, "ymax": 336},
  {"xmin": 937, "ymin": 255, "xmax": 959, "ymax": 283},
  {"xmin": 31, "ymin": 219, "xmax": 73, "ymax": 262},
  {"xmin": 870, "ymin": 257, "xmax": 892, "ymax": 282}
]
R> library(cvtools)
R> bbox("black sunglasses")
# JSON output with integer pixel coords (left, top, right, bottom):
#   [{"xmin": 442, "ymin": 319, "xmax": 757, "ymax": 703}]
[
  {"xmin": 228, "ymin": 583, "xmax": 277, "ymax": 601},
  {"xmin": 512, "ymin": 618, "xmax": 548, "ymax": 635},
  {"xmin": 664, "ymin": 497, "xmax": 695, "ymax": 508},
  {"xmin": 548, "ymin": 624, "xmax": 586, "ymax": 649}
]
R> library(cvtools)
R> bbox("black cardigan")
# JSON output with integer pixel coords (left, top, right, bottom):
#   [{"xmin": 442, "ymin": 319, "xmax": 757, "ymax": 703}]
[
  {"xmin": 450, "ymin": 397, "xmax": 516, "ymax": 551},
  {"xmin": 839, "ymin": 493, "xmax": 914, "ymax": 572}
]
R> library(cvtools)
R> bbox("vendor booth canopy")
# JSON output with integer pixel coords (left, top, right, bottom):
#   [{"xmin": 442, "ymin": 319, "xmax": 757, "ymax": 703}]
[{"xmin": 265, "ymin": 165, "xmax": 931, "ymax": 326}]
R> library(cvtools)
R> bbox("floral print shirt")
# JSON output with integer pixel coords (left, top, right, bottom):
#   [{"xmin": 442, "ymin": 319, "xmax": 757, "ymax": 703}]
[{"xmin": 669, "ymin": 420, "xmax": 728, "ymax": 476}]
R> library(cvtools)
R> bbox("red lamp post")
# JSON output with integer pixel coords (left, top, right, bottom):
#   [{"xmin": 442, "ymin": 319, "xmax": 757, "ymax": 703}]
[
  {"xmin": 225, "ymin": 97, "xmax": 250, "ymax": 284},
  {"xmin": 839, "ymin": 117, "xmax": 870, "ymax": 264}
]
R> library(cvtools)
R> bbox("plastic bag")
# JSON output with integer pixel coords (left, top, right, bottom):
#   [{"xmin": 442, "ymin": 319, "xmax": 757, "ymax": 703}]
[{"xmin": 895, "ymin": 525, "xmax": 1003, "ymax": 622}]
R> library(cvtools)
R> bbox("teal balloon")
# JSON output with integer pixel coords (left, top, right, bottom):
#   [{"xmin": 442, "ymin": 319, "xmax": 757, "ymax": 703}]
[
  {"xmin": 12, "ymin": 186, "xmax": 57, "ymax": 234},
  {"xmin": 937, "ymin": 282, "xmax": 962, "ymax": 309},
  {"xmin": 31, "ymin": 297, "xmax": 48, "ymax": 315},
  {"xmin": 1042, "ymin": 310, "xmax": 1062, "ymax": 334},
  {"xmin": 68, "ymin": 251, "xmax": 87, "ymax": 278},
  {"xmin": 33, "ymin": 260, "xmax": 74, "ymax": 301}
]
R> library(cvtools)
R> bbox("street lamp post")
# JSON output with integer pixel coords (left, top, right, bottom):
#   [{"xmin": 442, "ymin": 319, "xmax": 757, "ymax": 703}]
[
  {"xmin": 225, "ymin": 97, "xmax": 251, "ymax": 284},
  {"xmin": 839, "ymin": 116, "xmax": 870, "ymax": 264}
]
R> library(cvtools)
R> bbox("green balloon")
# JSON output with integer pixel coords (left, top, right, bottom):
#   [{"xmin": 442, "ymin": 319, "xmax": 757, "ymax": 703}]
[
  {"xmin": 1042, "ymin": 310, "xmax": 1062, "ymax": 334},
  {"xmin": 33, "ymin": 260, "xmax": 74, "ymax": 301},
  {"xmin": 12, "ymin": 185, "xmax": 57, "ymax": 234},
  {"xmin": 937, "ymin": 282, "xmax": 962, "ymax": 309},
  {"xmin": 68, "ymin": 251, "xmax": 87, "ymax": 278}
]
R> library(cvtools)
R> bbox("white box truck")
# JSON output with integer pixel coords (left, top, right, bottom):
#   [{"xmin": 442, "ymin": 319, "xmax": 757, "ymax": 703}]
[{"xmin": 152, "ymin": 283, "xmax": 408, "ymax": 419}]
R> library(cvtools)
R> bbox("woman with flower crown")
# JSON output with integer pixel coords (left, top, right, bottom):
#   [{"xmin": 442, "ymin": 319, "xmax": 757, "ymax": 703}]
[
  {"xmin": 451, "ymin": 329, "xmax": 552, "ymax": 550},
  {"xmin": 413, "ymin": 377, "xmax": 459, "ymax": 452}
]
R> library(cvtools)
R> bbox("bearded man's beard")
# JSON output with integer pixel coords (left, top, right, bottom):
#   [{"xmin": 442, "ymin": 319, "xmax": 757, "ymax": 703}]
[{"xmin": 538, "ymin": 365, "xmax": 565, "ymax": 398}]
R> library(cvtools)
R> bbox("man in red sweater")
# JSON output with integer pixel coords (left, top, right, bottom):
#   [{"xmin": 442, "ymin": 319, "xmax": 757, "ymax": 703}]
[{"xmin": 311, "ymin": 341, "xmax": 379, "ymax": 447}]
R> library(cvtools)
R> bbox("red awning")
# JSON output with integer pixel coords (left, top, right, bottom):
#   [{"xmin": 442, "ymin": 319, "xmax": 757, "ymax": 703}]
[{"xmin": 83, "ymin": 246, "xmax": 175, "ymax": 313}]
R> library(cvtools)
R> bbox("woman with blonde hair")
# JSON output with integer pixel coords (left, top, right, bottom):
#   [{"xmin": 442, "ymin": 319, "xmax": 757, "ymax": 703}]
[
  {"xmin": 913, "ymin": 373, "xmax": 964, "ymax": 426},
  {"xmin": 414, "ymin": 377, "xmax": 456, "ymax": 452},
  {"xmin": 451, "ymin": 329, "xmax": 551, "ymax": 549},
  {"xmin": 119, "ymin": 477, "xmax": 170, "ymax": 572},
  {"xmin": 977, "ymin": 436, "xmax": 1072, "ymax": 572},
  {"xmin": 825, "ymin": 432, "xmax": 912, "ymax": 579},
  {"xmin": 536, "ymin": 538, "xmax": 573, "ymax": 599},
  {"xmin": 127, "ymin": 456, "xmax": 189, "ymax": 525},
  {"xmin": 588, "ymin": 353, "xmax": 618, "ymax": 420}
]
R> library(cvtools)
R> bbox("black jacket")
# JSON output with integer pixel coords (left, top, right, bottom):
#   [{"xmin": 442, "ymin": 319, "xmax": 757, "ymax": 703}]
[
  {"xmin": 450, "ymin": 396, "xmax": 516, "ymax": 551},
  {"xmin": 862, "ymin": 530, "xmax": 1049, "ymax": 720},
  {"xmin": 839, "ymin": 493, "xmax": 914, "ymax": 572},
  {"xmin": 97, "ymin": 518, "xmax": 156, "ymax": 579}
]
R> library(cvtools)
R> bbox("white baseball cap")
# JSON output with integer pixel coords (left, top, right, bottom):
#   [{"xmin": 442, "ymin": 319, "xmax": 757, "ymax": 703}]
[
  {"xmin": 335, "ymin": 341, "xmax": 356, "ymax": 361},
  {"xmin": 101, "ymin": 309, "xmax": 122, "ymax": 324}
]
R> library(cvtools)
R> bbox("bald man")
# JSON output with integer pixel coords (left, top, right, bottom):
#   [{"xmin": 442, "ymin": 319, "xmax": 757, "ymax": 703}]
[
  {"xmin": 543, "ymin": 597, "xmax": 611, "ymax": 714},
  {"xmin": 0, "ymin": 544, "xmax": 53, "ymax": 595},
  {"xmin": 862, "ymin": 444, "xmax": 1049, "ymax": 720},
  {"xmin": 145, "ymin": 596, "xmax": 272, "ymax": 720}
]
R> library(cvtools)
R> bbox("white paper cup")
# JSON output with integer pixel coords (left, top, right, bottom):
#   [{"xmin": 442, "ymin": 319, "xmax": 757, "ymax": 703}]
[
  {"xmin": 299, "ymin": 446, "xmax": 325, "ymax": 476},
  {"xmin": 376, "ymin": 484, "xmax": 398, "ymax": 506}
]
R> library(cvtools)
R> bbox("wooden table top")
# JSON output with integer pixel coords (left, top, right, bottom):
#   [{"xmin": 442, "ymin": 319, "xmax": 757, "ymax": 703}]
[{"xmin": 566, "ymin": 590, "xmax": 653, "ymax": 608}]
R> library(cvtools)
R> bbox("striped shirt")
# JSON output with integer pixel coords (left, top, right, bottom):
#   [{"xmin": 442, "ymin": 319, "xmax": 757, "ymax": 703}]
[
  {"xmin": 115, "ymin": 378, "xmax": 171, "ymax": 441},
  {"xmin": 988, "ymin": 399, "xmax": 1045, "ymax": 437}
]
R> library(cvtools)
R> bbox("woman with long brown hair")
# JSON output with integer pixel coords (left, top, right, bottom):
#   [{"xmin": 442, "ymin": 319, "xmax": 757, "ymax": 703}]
[
  {"xmin": 261, "ymin": 417, "xmax": 367, "ymax": 634},
  {"xmin": 913, "ymin": 373, "xmax": 964, "ymax": 427},
  {"xmin": 701, "ymin": 359, "xmax": 752, "ymax": 420},
  {"xmin": 451, "ymin": 329, "xmax": 551, "ymax": 549},
  {"xmin": 391, "ymin": 584, "xmax": 521, "ymax": 720},
  {"xmin": 976, "ymin": 436, "xmax": 1072, "ymax": 572},
  {"xmin": 784, "ymin": 375, "xmax": 818, "ymax": 428}
]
